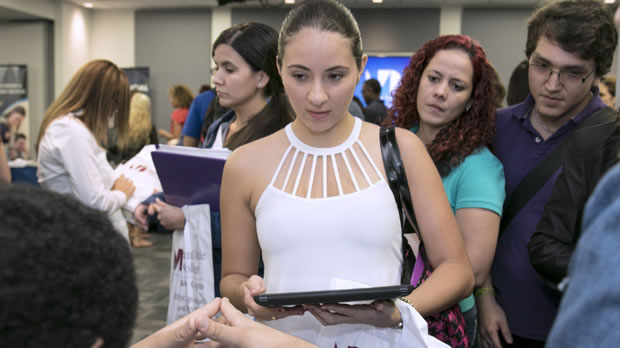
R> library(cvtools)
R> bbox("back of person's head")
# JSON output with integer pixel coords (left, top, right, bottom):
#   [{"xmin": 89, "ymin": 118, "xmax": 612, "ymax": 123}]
[
  {"xmin": 391, "ymin": 34, "xmax": 497, "ymax": 176},
  {"xmin": 525, "ymin": 0, "xmax": 618, "ymax": 78},
  {"xmin": 198, "ymin": 84, "xmax": 212, "ymax": 94},
  {"xmin": 492, "ymin": 67, "xmax": 506, "ymax": 108},
  {"xmin": 279, "ymin": 0, "xmax": 363, "ymax": 71},
  {"xmin": 507, "ymin": 59, "xmax": 530, "ymax": 106},
  {"xmin": 168, "ymin": 84, "xmax": 194, "ymax": 109},
  {"xmin": 364, "ymin": 78, "xmax": 381, "ymax": 95},
  {"xmin": 0, "ymin": 185, "xmax": 137, "ymax": 348},
  {"xmin": 128, "ymin": 92, "xmax": 154, "ymax": 148},
  {"xmin": 214, "ymin": 22, "xmax": 294, "ymax": 150},
  {"xmin": 37, "ymin": 59, "xmax": 130, "ymax": 150},
  {"xmin": 5, "ymin": 105, "xmax": 26, "ymax": 118}
]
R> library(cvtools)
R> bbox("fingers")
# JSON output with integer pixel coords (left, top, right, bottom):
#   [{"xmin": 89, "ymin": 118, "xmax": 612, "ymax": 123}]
[
  {"xmin": 370, "ymin": 301, "xmax": 385, "ymax": 312},
  {"xmin": 134, "ymin": 205, "xmax": 148, "ymax": 230},
  {"xmin": 219, "ymin": 297, "xmax": 250, "ymax": 327},
  {"xmin": 498, "ymin": 318, "xmax": 513, "ymax": 345},
  {"xmin": 193, "ymin": 298, "xmax": 223, "ymax": 320},
  {"xmin": 127, "ymin": 184, "xmax": 136, "ymax": 198},
  {"xmin": 487, "ymin": 330, "xmax": 500, "ymax": 348},
  {"xmin": 147, "ymin": 203, "xmax": 157, "ymax": 215},
  {"xmin": 196, "ymin": 301, "xmax": 242, "ymax": 347},
  {"xmin": 306, "ymin": 305, "xmax": 348, "ymax": 325},
  {"xmin": 246, "ymin": 275, "xmax": 266, "ymax": 295},
  {"xmin": 155, "ymin": 197, "xmax": 168, "ymax": 207}
]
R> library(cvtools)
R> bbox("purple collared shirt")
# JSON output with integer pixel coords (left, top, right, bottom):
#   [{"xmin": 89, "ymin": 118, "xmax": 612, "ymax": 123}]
[{"xmin": 491, "ymin": 91, "xmax": 606, "ymax": 340}]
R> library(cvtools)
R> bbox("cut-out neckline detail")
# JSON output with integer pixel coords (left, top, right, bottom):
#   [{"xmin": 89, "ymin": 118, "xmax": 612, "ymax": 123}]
[{"xmin": 268, "ymin": 118, "xmax": 385, "ymax": 199}]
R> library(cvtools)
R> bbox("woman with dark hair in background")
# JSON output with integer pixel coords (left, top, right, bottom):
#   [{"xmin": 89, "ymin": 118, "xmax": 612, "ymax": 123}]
[
  {"xmin": 389, "ymin": 34, "xmax": 505, "ymax": 346},
  {"xmin": 134, "ymin": 22, "xmax": 294, "ymax": 296},
  {"xmin": 506, "ymin": 60, "xmax": 530, "ymax": 106},
  {"xmin": 37, "ymin": 59, "xmax": 135, "ymax": 241}
]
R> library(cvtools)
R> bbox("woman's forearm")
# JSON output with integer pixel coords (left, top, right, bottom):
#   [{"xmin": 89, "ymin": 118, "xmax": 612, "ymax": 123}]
[
  {"xmin": 406, "ymin": 260, "xmax": 474, "ymax": 316},
  {"xmin": 220, "ymin": 274, "xmax": 250, "ymax": 312}
]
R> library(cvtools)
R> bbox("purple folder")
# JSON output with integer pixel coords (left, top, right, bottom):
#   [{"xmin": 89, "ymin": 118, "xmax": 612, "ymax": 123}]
[{"xmin": 151, "ymin": 150, "xmax": 227, "ymax": 211}]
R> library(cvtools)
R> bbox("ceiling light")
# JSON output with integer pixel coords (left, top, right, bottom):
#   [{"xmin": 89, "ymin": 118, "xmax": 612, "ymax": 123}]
[
  {"xmin": 285, "ymin": 0, "xmax": 295, "ymax": 3},
  {"xmin": 84, "ymin": 2, "xmax": 94, "ymax": 8},
  {"xmin": 372, "ymin": 0, "xmax": 383, "ymax": 3},
  {"xmin": 604, "ymin": 0, "xmax": 615, "ymax": 3}
]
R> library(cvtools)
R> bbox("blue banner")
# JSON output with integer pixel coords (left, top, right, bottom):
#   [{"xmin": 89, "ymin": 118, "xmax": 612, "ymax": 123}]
[
  {"xmin": 354, "ymin": 55, "xmax": 411, "ymax": 108},
  {"xmin": 123, "ymin": 67, "xmax": 150, "ymax": 96}
]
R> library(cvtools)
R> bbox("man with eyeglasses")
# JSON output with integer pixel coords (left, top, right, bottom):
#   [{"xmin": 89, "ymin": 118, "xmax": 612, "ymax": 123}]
[{"xmin": 477, "ymin": 1, "xmax": 618, "ymax": 348}]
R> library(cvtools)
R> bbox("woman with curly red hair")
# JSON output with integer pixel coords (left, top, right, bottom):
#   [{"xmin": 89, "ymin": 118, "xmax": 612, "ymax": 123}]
[{"xmin": 389, "ymin": 35, "xmax": 506, "ymax": 347}]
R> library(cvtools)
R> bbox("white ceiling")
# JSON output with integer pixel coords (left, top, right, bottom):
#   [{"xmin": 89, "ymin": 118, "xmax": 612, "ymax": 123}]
[{"xmin": 64, "ymin": 0, "xmax": 544, "ymax": 10}]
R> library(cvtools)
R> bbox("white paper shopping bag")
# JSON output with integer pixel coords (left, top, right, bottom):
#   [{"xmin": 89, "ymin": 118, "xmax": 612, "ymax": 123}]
[{"xmin": 166, "ymin": 204, "xmax": 214, "ymax": 324}]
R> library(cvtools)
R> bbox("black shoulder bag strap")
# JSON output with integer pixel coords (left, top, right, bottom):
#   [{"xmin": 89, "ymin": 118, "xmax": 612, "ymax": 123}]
[
  {"xmin": 380, "ymin": 127, "xmax": 420, "ymax": 236},
  {"xmin": 499, "ymin": 106, "xmax": 617, "ymax": 237},
  {"xmin": 380, "ymin": 127, "xmax": 420, "ymax": 283}
]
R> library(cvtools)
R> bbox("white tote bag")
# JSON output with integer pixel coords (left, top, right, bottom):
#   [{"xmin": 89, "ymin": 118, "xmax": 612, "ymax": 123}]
[{"xmin": 166, "ymin": 204, "xmax": 215, "ymax": 324}]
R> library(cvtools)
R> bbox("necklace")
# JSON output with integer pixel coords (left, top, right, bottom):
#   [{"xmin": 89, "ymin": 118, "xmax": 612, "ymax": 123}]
[{"xmin": 534, "ymin": 110, "xmax": 556, "ymax": 134}]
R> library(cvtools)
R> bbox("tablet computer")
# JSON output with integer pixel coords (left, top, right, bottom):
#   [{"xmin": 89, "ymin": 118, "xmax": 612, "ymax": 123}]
[{"xmin": 254, "ymin": 284, "xmax": 414, "ymax": 307}]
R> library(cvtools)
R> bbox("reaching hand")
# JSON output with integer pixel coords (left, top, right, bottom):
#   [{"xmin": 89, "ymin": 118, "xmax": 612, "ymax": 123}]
[
  {"xmin": 134, "ymin": 203, "xmax": 149, "ymax": 231},
  {"xmin": 152, "ymin": 198, "xmax": 185, "ymax": 231},
  {"xmin": 198, "ymin": 298, "xmax": 318, "ymax": 348},
  {"xmin": 131, "ymin": 298, "xmax": 222, "ymax": 348},
  {"xmin": 478, "ymin": 293, "xmax": 512, "ymax": 348},
  {"xmin": 112, "ymin": 174, "xmax": 135, "ymax": 200}
]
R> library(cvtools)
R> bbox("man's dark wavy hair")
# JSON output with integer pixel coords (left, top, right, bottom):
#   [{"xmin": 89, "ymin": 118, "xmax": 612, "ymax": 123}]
[
  {"xmin": 525, "ymin": 0, "xmax": 618, "ymax": 77},
  {"xmin": 388, "ymin": 35, "xmax": 497, "ymax": 176},
  {"xmin": 0, "ymin": 185, "xmax": 137, "ymax": 348}
]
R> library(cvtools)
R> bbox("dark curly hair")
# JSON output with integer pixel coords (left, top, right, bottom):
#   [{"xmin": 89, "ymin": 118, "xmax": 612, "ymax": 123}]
[
  {"xmin": 0, "ymin": 185, "xmax": 137, "ymax": 348},
  {"xmin": 388, "ymin": 35, "xmax": 497, "ymax": 176},
  {"xmin": 525, "ymin": 0, "xmax": 617, "ymax": 77}
]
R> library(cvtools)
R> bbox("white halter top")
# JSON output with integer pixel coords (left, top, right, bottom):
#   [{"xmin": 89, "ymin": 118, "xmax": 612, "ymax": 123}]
[
  {"xmin": 254, "ymin": 118, "xmax": 404, "ymax": 344},
  {"xmin": 255, "ymin": 116, "xmax": 402, "ymax": 292}
]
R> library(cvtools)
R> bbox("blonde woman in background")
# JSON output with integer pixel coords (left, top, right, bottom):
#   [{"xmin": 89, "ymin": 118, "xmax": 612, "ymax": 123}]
[
  {"xmin": 37, "ymin": 59, "xmax": 135, "ymax": 241},
  {"xmin": 126, "ymin": 92, "xmax": 158, "ymax": 247},
  {"xmin": 107, "ymin": 91, "xmax": 159, "ymax": 166},
  {"xmin": 127, "ymin": 92, "xmax": 158, "ymax": 157},
  {"xmin": 599, "ymin": 75, "xmax": 616, "ymax": 107}
]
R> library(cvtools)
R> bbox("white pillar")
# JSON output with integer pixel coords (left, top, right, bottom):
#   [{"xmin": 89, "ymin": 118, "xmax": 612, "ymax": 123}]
[
  {"xmin": 439, "ymin": 5, "xmax": 463, "ymax": 36},
  {"xmin": 91, "ymin": 9, "xmax": 136, "ymax": 68},
  {"xmin": 211, "ymin": 7, "xmax": 232, "ymax": 49}
]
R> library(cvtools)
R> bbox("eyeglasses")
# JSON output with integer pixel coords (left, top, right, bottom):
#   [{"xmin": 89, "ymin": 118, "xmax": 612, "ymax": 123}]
[{"xmin": 528, "ymin": 63, "xmax": 595, "ymax": 85}]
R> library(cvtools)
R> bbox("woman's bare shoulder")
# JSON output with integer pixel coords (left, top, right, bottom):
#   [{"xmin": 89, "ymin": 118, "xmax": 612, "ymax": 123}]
[
  {"xmin": 393, "ymin": 127, "xmax": 424, "ymax": 150},
  {"xmin": 225, "ymin": 130, "xmax": 289, "ymax": 174}
]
